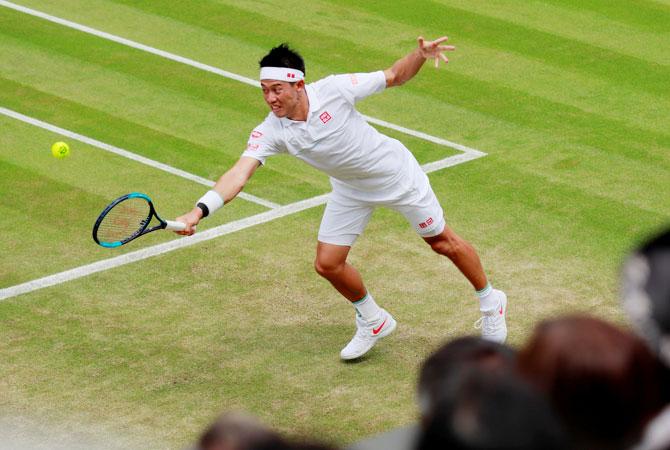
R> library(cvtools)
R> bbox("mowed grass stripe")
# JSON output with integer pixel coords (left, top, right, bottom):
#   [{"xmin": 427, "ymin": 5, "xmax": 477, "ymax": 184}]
[
  {"xmin": 405, "ymin": 73, "xmax": 670, "ymax": 165},
  {"xmin": 0, "ymin": 6, "xmax": 461, "ymax": 201},
  {"xmin": 0, "ymin": 117, "xmax": 266, "ymax": 287},
  {"xmin": 0, "ymin": 78, "xmax": 327, "ymax": 204},
  {"xmin": 436, "ymin": 0, "xmax": 670, "ymax": 65},
  {"xmin": 0, "ymin": 11, "xmax": 263, "ymax": 149},
  {"xmin": 0, "ymin": 9, "xmax": 314, "ymax": 153},
  {"xmin": 13, "ymin": 0, "xmax": 664, "ymax": 178},
  {"xmin": 541, "ymin": 0, "xmax": 670, "ymax": 33},
  {"xmin": 331, "ymin": 0, "xmax": 669, "ymax": 98},
  {"xmin": 214, "ymin": 0, "xmax": 669, "ymax": 139},
  {"xmin": 13, "ymin": 0, "xmax": 668, "ymax": 144},
  {"xmin": 89, "ymin": 2, "xmax": 670, "ymax": 176},
  {"xmin": 0, "ymin": 10, "xmax": 332, "ymax": 203}
]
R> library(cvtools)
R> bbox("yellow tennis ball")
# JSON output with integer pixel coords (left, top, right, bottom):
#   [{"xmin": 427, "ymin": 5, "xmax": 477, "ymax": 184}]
[{"xmin": 51, "ymin": 141, "xmax": 70, "ymax": 159}]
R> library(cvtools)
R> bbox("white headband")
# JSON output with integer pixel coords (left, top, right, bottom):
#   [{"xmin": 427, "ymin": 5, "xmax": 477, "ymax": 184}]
[{"xmin": 259, "ymin": 67, "xmax": 304, "ymax": 82}]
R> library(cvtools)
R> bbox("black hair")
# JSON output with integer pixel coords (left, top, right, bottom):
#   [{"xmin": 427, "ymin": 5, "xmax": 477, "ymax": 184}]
[
  {"xmin": 418, "ymin": 337, "xmax": 516, "ymax": 419},
  {"xmin": 417, "ymin": 370, "xmax": 568, "ymax": 450},
  {"xmin": 259, "ymin": 43, "xmax": 305, "ymax": 76}
]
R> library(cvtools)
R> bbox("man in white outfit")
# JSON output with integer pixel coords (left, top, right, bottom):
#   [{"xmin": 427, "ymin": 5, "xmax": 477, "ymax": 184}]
[{"xmin": 176, "ymin": 37, "xmax": 508, "ymax": 360}]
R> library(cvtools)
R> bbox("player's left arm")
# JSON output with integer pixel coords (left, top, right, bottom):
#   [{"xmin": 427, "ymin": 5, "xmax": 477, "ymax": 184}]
[{"xmin": 384, "ymin": 36, "xmax": 455, "ymax": 88}]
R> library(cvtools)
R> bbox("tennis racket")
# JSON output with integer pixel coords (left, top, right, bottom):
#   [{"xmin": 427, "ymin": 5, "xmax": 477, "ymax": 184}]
[{"xmin": 93, "ymin": 192, "xmax": 186, "ymax": 248}]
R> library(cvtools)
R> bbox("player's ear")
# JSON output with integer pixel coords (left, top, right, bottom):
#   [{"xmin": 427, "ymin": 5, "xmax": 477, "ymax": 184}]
[{"xmin": 294, "ymin": 79, "xmax": 305, "ymax": 91}]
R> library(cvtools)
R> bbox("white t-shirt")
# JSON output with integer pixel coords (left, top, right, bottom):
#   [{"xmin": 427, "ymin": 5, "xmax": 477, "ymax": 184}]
[{"xmin": 242, "ymin": 71, "xmax": 422, "ymax": 192}]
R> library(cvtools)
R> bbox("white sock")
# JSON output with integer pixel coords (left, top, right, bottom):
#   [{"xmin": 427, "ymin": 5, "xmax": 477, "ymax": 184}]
[
  {"xmin": 352, "ymin": 293, "xmax": 382, "ymax": 322},
  {"xmin": 477, "ymin": 283, "xmax": 497, "ymax": 311}
]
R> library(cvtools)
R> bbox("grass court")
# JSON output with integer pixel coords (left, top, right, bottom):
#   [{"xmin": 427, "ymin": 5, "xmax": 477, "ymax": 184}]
[{"xmin": 1, "ymin": 0, "xmax": 669, "ymax": 448}]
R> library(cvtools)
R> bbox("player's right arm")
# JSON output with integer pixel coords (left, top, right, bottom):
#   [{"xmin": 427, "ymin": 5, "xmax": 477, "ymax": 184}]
[
  {"xmin": 383, "ymin": 36, "xmax": 454, "ymax": 88},
  {"xmin": 174, "ymin": 156, "xmax": 261, "ymax": 236}
]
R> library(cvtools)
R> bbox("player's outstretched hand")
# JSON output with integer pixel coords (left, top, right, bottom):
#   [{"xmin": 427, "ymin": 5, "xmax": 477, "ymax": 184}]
[
  {"xmin": 417, "ymin": 36, "xmax": 455, "ymax": 68},
  {"xmin": 174, "ymin": 208, "xmax": 202, "ymax": 236}
]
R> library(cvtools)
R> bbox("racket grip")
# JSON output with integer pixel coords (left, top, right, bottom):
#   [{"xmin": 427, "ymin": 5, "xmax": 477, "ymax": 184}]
[{"xmin": 165, "ymin": 220, "xmax": 187, "ymax": 231}]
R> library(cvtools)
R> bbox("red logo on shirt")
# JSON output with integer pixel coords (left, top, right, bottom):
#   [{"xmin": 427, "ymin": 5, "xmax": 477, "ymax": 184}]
[
  {"xmin": 251, "ymin": 130, "xmax": 263, "ymax": 139},
  {"xmin": 246, "ymin": 143, "xmax": 260, "ymax": 151},
  {"xmin": 349, "ymin": 74, "xmax": 359, "ymax": 86},
  {"xmin": 319, "ymin": 111, "xmax": 332, "ymax": 124}
]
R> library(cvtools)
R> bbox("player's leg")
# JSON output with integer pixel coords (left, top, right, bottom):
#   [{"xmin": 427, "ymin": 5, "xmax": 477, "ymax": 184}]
[
  {"xmin": 317, "ymin": 191, "xmax": 396, "ymax": 360},
  {"xmin": 394, "ymin": 178, "xmax": 507, "ymax": 343},
  {"xmin": 314, "ymin": 242, "xmax": 365, "ymax": 301},
  {"xmin": 423, "ymin": 225, "xmax": 487, "ymax": 290}
]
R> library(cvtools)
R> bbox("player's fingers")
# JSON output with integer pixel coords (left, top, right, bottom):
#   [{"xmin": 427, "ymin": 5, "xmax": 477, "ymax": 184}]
[
  {"xmin": 432, "ymin": 36, "xmax": 449, "ymax": 45},
  {"xmin": 176, "ymin": 224, "xmax": 196, "ymax": 236},
  {"xmin": 417, "ymin": 36, "xmax": 425, "ymax": 48},
  {"xmin": 440, "ymin": 53, "xmax": 449, "ymax": 64},
  {"xmin": 434, "ymin": 55, "xmax": 439, "ymax": 68},
  {"xmin": 437, "ymin": 45, "xmax": 456, "ymax": 52}
]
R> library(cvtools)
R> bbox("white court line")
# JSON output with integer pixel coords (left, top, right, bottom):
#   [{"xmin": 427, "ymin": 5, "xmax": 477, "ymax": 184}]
[
  {"xmin": 0, "ymin": 0, "xmax": 486, "ymax": 159},
  {"xmin": 0, "ymin": 1, "xmax": 257, "ymax": 88},
  {"xmin": 0, "ymin": 152, "xmax": 479, "ymax": 301},
  {"xmin": 0, "ymin": 107, "xmax": 281, "ymax": 210}
]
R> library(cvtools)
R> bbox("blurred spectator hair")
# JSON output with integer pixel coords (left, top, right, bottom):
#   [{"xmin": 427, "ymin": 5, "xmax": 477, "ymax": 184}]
[
  {"xmin": 518, "ymin": 316, "xmax": 666, "ymax": 450},
  {"xmin": 198, "ymin": 412, "xmax": 281, "ymax": 450},
  {"xmin": 417, "ymin": 370, "xmax": 567, "ymax": 450},
  {"xmin": 622, "ymin": 228, "xmax": 670, "ymax": 366},
  {"xmin": 418, "ymin": 336, "xmax": 516, "ymax": 420}
]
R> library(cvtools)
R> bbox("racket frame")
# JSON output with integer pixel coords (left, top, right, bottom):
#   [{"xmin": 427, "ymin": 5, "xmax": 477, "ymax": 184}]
[{"xmin": 92, "ymin": 192, "xmax": 183, "ymax": 248}]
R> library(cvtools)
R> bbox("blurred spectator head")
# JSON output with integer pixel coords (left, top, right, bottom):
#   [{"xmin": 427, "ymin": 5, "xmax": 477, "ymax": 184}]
[
  {"xmin": 621, "ymin": 228, "xmax": 670, "ymax": 367},
  {"xmin": 518, "ymin": 316, "xmax": 665, "ymax": 449},
  {"xmin": 417, "ymin": 336, "xmax": 516, "ymax": 421},
  {"xmin": 197, "ymin": 411, "xmax": 338, "ymax": 450},
  {"xmin": 254, "ymin": 441, "xmax": 337, "ymax": 450},
  {"xmin": 416, "ymin": 369, "xmax": 566, "ymax": 450},
  {"xmin": 197, "ymin": 412, "xmax": 281, "ymax": 450}
]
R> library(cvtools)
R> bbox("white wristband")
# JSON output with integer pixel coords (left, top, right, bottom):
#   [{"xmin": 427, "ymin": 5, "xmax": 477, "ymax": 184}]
[{"xmin": 196, "ymin": 190, "xmax": 224, "ymax": 218}]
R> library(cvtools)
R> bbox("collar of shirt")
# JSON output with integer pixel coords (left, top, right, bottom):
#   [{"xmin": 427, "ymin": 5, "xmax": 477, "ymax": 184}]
[{"xmin": 279, "ymin": 83, "xmax": 321, "ymax": 127}]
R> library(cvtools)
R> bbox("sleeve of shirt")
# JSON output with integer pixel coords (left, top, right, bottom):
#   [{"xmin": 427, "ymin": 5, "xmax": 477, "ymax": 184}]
[
  {"xmin": 240, "ymin": 118, "xmax": 285, "ymax": 165},
  {"xmin": 330, "ymin": 71, "xmax": 386, "ymax": 104}
]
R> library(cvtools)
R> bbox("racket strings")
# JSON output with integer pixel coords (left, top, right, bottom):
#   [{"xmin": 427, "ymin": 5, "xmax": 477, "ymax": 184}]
[{"xmin": 96, "ymin": 198, "xmax": 151, "ymax": 243}]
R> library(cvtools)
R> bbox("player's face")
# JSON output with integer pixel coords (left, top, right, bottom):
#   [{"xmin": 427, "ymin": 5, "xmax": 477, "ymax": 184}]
[{"xmin": 261, "ymin": 80, "xmax": 302, "ymax": 118}]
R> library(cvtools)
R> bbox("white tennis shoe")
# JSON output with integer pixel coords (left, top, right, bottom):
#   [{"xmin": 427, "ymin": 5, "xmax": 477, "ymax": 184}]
[
  {"xmin": 475, "ymin": 290, "xmax": 508, "ymax": 343},
  {"xmin": 340, "ymin": 309, "xmax": 397, "ymax": 360}
]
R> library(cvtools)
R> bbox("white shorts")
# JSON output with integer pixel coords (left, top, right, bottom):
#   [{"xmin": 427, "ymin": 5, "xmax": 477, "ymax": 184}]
[{"xmin": 318, "ymin": 171, "xmax": 445, "ymax": 247}]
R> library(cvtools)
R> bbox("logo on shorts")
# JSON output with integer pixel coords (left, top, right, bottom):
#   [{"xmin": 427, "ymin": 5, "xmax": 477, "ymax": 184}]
[
  {"xmin": 251, "ymin": 130, "xmax": 263, "ymax": 139},
  {"xmin": 319, "ymin": 111, "xmax": 332, "ymax": 124},
  {"xmin": 419, "ymin": 217, "xmax": 434, "ymax": 229},
  {"xmin": 349, "ymin": 74, "xmax": 359, "ymax": 86}
]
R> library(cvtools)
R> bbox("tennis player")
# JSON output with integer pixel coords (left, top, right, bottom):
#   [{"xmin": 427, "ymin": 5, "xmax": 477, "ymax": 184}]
[{"xmin": 176, "ymin": 37, "xmax": 507, "ymax": 360}]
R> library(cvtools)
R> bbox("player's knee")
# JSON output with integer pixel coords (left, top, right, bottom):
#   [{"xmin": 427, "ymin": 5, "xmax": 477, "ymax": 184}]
[{"xmin": 314, "ymin": 258, "xmax": 344, "ymax": 278}]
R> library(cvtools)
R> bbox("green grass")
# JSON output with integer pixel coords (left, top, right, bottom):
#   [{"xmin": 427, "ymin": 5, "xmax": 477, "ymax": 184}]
[{"xmin": 1, "ymin": 0, "xmax": 669, "ymax": 448}]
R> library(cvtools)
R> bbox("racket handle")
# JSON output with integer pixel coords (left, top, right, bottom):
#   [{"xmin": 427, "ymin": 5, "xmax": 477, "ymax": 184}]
[{"xmin": 165, "ymin": 220, "xmax": 187, "ymax": 231}]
